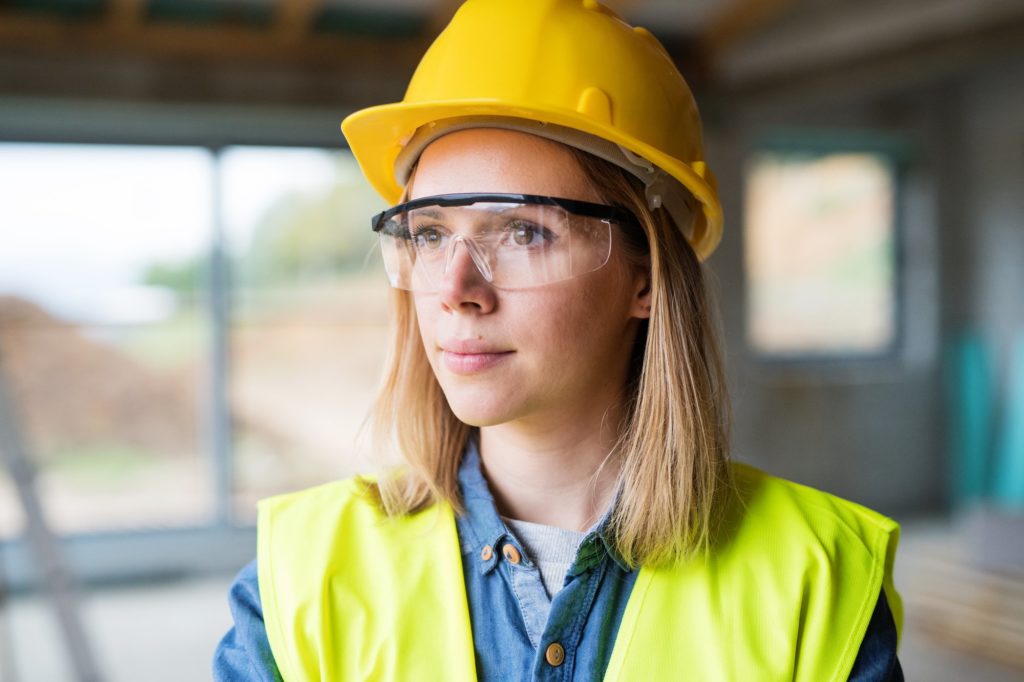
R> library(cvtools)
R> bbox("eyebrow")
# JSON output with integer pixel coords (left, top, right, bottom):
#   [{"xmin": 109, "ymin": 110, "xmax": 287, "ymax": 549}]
[
  {"xmin": 406, "ymin": 204, "xmax": 562, "ymax": 233},
  {"xmin": 411, "ymin": 207, "xmax": 445, "ymax": 219}
]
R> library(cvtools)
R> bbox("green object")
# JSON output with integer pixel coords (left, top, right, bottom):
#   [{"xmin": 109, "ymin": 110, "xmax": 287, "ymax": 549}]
[
  {"xmin": 945, "ymin": 334, "xmax": 995, "ymax": 504},
  {"xmin": 992, "ymin": 333, "xmax": 1024, "ymax": 507}
]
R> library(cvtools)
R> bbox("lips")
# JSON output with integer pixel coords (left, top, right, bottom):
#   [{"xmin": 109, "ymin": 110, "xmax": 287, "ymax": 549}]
[
  {"xmin": 441, "ymin": 339, "xmax": 506, "ymax": 354},
  {"xmin": 440, "ymin": 339, "xmax": 513, "ymax": 375}
]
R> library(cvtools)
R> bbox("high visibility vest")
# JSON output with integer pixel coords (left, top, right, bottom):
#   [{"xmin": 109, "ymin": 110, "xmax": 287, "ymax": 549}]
[{"xmin": 258, "ymin": 463, "xmax": 901, "ymax": 681}]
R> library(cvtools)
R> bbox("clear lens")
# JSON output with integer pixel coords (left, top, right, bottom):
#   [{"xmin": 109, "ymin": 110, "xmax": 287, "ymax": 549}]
[{"xmin": 377, "ymin": 200, "xmax": 614, "ymax": 291}]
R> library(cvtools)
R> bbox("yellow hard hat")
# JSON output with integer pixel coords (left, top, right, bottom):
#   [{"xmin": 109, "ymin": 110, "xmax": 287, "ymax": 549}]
[{"xmin": 341, "ymin": 0, "xmax": 723, "ymax": 260}]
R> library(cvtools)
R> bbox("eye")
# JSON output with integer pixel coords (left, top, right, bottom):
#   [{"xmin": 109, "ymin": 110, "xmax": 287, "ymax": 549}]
[
  {"xmin": 512, "ymin": 224, "xmax": 535, "ymax": 246},
  {"xmin": 507, "ymin": 220, "xmax": 550, "ymax": 247},
  {"xmin": 411, "ymin": 226, "xmax": 445, "ymax": 251}
]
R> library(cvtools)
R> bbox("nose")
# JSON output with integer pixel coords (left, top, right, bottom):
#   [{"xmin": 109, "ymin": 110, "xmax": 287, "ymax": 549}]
[
  {"xmin": 446, "ymin": 235, "xmax": 494, "ymax": 282},
  {"xmin": 438, "ymin": 237, "xmax": 497, "ymax": 313}
]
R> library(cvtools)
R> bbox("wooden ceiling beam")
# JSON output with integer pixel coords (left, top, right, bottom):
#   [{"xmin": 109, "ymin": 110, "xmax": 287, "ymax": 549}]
[
  {"xmin": 714, "ymin": 0, "xmax": 1024, "ymax": 89},
  {"xmin": 274, "ymin": 0, "xmax": 324, "ymax": 44},
  {"xmin": 698, "ymin": 0, "xmax": 794, "ymax": 62},
  {"xmin": 0, "ymin": 9, "xmax": 423, "ymax": 70},
  {"xmin": 106, "ymin": 0, "xmax": 145, "ymax": 33}
]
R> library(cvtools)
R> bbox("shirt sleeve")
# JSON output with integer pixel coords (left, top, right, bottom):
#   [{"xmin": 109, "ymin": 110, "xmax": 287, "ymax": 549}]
[
  {"xmin": 213, "ymin": 559, "xmax": 283, "ymax": 682},
  {"xmin": 847, "ymin": 588, "xmax": 904, "ymax": 681}
]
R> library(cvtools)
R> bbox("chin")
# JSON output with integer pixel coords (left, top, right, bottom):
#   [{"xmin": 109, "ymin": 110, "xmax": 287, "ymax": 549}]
[
  {"xmin": 446, "ymin": 400, "xmax": 516, "ymax": 428},
  {"xmin": 440, "ymin": 385, "xmax": 522, "ymax": 427}
]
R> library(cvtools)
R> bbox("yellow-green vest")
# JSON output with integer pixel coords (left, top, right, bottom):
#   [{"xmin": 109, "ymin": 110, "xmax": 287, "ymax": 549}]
[{"xmin": 257, "ymin": 462, "xmax": 901, "ymax": 681}]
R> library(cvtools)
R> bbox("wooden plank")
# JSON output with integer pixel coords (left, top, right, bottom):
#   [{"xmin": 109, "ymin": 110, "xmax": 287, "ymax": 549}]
[{"xmin": 901, "ymin": 550, "xmax": 1024, "ymax": 669}]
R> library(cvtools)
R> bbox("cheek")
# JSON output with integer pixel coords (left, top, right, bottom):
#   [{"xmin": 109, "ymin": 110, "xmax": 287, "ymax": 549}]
[
  {"xmin": 528, "ymin": 272, "xmax": 634, "ymax": 361},
  {"xmin": 412, "ymin": 295, "xmax": 439, "ymax": 360}
]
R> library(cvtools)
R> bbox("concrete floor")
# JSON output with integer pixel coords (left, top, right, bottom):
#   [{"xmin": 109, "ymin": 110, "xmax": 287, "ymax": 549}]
[
  {"xmin": 2, "ymin": 526, "xmax": 1023, "ymax": 681},
  {"xmin": 2, "ymin": 575, "xmax": 233, "ymax": 682}
]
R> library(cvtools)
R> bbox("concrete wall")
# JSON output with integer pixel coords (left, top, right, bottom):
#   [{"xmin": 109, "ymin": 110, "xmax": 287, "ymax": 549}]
[
  {"xmin": 702, "ymin": 39, "xmax": 1024, "ymax": 517},
  {"xmin": 963, "ymin": 61, "xmax": 1024, "ymax": 368}
]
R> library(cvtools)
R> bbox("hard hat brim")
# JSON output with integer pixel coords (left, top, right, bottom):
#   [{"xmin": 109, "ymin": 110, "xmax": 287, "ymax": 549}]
[{"xmin": 341, "ymin": 99, "xmax": 723, "ymax": 260}]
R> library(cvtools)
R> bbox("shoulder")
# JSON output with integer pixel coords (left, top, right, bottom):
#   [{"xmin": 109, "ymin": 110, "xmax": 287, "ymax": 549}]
[
  {"xmin": 257, "ymin": 475, "xmax": 449, "ymax": 547},
  {"xmin": 255, "ymin": 479, "xmax": 464, "ymax": 680},
  {"xmin": 720, "ymin": 461, "xmax": 903, "ymax": 634},
  {"xmin": 256, "ymin": 476, "xmax": 398, "ymax": 549},
  {"xmin": 258, "ymin": 476, "xmax": 372, "ymax": 523},
  {"xmin": 227, "ymin": 559, "xmax": 261, "ymax": 609},
  {"xmin": 213, "ymin": 560, "xmax": 282, "ymax": 682},
  {"xmin": 623, "ymin": 463, "xmax": 902, "ymax": 680},
  {"xmin": 257, "ymin": 475, "xmax": 457, "ymax": 600},
  {"xmin": 726, "ymin": 461, "xmax": 899, "ymax": 554}
]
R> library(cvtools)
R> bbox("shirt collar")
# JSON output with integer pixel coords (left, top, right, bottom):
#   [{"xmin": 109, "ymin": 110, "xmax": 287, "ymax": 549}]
[
  {"xmin": 456, "ymin": 438, "xmax": 511, "ymax": 575},
  {"xmin": 572, "ymin": 488, "xmax": 632, "ymax": 574},
  {"xmin": 455, "ymin": 434, "xmax": 633, "ymax": 575}
]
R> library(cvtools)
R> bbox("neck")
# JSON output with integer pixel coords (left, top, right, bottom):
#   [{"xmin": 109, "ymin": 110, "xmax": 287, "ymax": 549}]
[{"xmin": 477, "ymin": 405, "xmax": 624, "ymax": 532}]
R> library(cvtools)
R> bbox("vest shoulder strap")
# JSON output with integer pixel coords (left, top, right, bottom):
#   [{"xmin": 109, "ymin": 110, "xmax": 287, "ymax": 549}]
[
  {"xmin": 257, "ymin": 478, "xmax": 477, "ymax": 682},
  {"xmin": 606, "ymin": 462, "xmax": 901, "ymax": 682}
]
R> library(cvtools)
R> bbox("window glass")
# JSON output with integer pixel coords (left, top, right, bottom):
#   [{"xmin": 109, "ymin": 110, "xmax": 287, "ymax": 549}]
[
  {"xmin": 0, "ymin": 143, "xmax": 215, "ymax": 537},
  {"xmin": 220, "ymin": 147, "xmax": 389, "ymax": 520},
  {"xmin": 744, "ymin": 150, "xmax": 898, "ymax": 357}
]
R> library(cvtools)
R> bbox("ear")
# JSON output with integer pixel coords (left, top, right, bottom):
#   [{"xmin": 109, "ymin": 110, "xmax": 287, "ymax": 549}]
[{"xmin": 629, "ymin": 258, "xmax": 652, "ymax": 320}]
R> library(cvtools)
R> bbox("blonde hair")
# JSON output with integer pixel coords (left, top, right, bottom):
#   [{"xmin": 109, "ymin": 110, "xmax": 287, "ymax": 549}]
[{"xmin": 366, "ymin": 145, "xmax": 731, "ymax": 568}]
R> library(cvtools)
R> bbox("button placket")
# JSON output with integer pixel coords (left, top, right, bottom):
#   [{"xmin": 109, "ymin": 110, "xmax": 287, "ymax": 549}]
[
  {"xmin": 545, "ymin": 642, "xmax": 565, "ymax": 667},
  {"xmin": 500, "ymin": 538, "xmax": 550, "ymax": 650},
  {"xmin": 477, "ymin": 538, "xmax": 502, "ymax": 575},
  {"xmin": 502, "ymin": 543, "xmax": 522, "ymax": 565}
]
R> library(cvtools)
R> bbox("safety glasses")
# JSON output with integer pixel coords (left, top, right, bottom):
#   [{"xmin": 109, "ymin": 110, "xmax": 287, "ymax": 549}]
[{"xmin": 370, "ymin": 193, "xmax": 638, "ymax": 291}]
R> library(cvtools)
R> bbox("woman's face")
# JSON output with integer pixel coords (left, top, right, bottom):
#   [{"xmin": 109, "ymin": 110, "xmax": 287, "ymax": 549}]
[{"xmin": 408, "ymin": 128, "xmax": 650, "ymax": 429}]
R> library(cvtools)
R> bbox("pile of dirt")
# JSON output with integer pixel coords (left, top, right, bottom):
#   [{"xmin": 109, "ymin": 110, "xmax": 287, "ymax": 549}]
[{"xmin": 0, "ymin": 295, "xmax": 198, "ymax": 461}]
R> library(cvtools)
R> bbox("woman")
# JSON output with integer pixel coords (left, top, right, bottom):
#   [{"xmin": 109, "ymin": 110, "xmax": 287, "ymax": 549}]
[{"xmin": 215, "ymin": 1, "xmax": 903, "ymax": 680}]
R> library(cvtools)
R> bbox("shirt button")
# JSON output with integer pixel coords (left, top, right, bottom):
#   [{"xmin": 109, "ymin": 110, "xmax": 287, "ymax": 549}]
[
  {"xmin": 545, "ymin": 642, "xmax": 565, "ymax": 667},
  {"xmin": 502, "ymin": 544, "xmax": 522, "ymax": 565},
  {"xmin": 481, "ymin": 545, "xmax": 493, "ymax": 561}
]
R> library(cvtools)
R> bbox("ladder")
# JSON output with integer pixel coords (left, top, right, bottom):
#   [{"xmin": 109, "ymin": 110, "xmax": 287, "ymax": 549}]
[{"xmin": 0, "ymin": 347, "xmax": 103, "ymax": 682}]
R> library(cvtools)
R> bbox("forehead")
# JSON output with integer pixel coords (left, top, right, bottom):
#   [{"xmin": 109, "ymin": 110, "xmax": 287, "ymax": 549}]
[{"xmin": 407, "ymin": 128, "xmax": 601, "ymax": 203}]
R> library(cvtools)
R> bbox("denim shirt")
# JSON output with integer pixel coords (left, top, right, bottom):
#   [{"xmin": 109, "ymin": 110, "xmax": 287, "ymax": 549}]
[
  {"xmin": 454, "ymin": 441, "xmax": 638, "ymax": 680},
  {"xmin": 214, "ymin": 445, "xmax": 903, "ymax": 681}
]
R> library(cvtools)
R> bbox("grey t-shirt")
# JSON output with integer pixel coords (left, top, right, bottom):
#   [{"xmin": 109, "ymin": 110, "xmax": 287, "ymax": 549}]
[{"xmin": 502, "ymin": 516, "xmax": 587, "ymax": 598}]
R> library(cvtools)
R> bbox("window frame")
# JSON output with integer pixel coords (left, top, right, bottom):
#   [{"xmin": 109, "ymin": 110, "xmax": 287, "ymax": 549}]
[
  {"xmin": 741, "ymin": 128, "xmax": 914, "ymax": 383},
  {"xmin": 0, "ymin": 99, "xmax": 356, "ymax": 591}
]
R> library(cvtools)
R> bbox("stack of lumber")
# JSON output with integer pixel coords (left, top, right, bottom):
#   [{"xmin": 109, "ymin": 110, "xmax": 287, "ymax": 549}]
[{"xmin": 898, "ymin": 526, "xmax": 1024, "ymax": 670}]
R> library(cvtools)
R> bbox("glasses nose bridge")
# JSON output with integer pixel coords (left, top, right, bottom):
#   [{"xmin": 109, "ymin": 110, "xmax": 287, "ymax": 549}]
[{"xmin": 444, "ymin": 232, "xmax": 495, "ymax": 283}]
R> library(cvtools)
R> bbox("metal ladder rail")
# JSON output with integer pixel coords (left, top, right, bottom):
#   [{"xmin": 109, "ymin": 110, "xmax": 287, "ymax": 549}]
[
  {"xmin": 0, "ymin": 348, "xmax": 103, "ymax": 682},
  {"xmin": 0, "ymin": 541, "xmax": 17, "ymax": 682}
]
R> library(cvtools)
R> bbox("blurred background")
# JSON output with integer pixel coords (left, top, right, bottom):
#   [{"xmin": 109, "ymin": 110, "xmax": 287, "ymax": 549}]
[{"xmin": 0, "ymin": 0, "xmax": 1022, "ymax": 679}]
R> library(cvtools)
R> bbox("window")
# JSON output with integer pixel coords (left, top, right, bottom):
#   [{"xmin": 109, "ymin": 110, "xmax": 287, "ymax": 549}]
[
  {"xmin": 0, "ymin": 143, "xmax": 387, "ymax": 553},
  {"xmin": 219, "ymin": 146, "xmax": 387, "ymax": 520},
  {"xmin": 743, "ymin": 133, "xmax": 905, "ymax": 361},
  {"xmin": 0, "ymin": 144, "xmax": 215, "ymax": 537}
]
